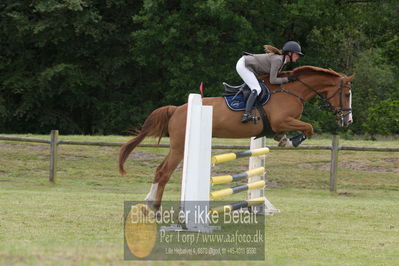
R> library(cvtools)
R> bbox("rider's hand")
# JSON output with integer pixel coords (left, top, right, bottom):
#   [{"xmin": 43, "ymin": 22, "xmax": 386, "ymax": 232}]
[{"xmin": 288, "ymin": 76, "xmax": 298, "ymax": 82}]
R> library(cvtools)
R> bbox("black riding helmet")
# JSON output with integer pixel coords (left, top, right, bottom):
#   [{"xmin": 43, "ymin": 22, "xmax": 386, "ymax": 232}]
[{"xmin": 282, "ymin": 41, "xmax": 304, "ymax": 56}]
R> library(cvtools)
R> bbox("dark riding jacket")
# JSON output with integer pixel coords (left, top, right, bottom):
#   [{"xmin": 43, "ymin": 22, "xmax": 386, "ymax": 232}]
[{"xmin": 244, "ymin": 53, "xmax": 289, "ymax": 84}]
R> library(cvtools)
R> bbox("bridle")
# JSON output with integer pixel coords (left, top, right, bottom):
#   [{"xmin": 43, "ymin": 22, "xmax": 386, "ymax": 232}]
[{"xmin": 272, "ymin": 77, "xmax": 352, "ymax": 119}]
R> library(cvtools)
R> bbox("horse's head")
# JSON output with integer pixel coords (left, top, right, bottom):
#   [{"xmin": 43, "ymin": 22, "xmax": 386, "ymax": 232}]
[
  {"xmin": 323, "ymin": 74, "xmax": 355, "ymax": 127},
  {"xmin": 290, "ymin": 66, "xmax": 355, "ymax": 127}
]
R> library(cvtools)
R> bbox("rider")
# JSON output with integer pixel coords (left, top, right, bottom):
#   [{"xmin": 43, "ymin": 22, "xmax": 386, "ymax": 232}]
[{"xmin": 236, "ymin": 41, "xmax": 304, "ymax": 123}]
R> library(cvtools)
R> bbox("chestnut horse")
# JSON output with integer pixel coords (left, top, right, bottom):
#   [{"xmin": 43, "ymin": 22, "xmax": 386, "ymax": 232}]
[{"xmin": 119, "ymin": 66, "xmax": 354, "ymax": 209}]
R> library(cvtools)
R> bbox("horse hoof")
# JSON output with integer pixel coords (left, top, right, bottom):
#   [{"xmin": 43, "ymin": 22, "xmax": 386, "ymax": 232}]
[
  {"xmin": 278, "ymin": 136, "xmax": 293, "ymax": 147},
  {"xmin": 290, "ymin": 134, "xmax": 307, "ymax": 147}
]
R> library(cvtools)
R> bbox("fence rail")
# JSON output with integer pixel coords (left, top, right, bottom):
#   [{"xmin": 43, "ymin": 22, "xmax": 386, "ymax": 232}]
[
  {"xmin": 1, "ymin": 135, "xmax": 398, "ymax": 152},
  {"xmin": 1, "ymin": 131, "xmax": 398, "ymax": 192}
]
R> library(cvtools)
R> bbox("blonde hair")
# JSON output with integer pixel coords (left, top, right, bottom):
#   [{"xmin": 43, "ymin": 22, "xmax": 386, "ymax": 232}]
[{"xmin": 263, "ymin": 45, "xmax": 283, "ymax": 55}]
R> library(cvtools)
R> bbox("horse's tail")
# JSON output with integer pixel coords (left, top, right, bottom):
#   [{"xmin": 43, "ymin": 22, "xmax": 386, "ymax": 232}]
[{"xmin": 119, "ymin": 105, "xmax": 177, "ymax": 175}]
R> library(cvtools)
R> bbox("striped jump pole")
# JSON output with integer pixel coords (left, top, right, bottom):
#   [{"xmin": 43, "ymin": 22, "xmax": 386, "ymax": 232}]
[
  {"xmin": 211, "ymin": 147, "xmax": 270, "ymax": 165},
  {"xmin": 210, "ymin": 180, "xmax": 266, "ymax": 200},
  {"xmin": 210, "ymin": 197, "xmax": 266, "ymax": 214},
  {"xmin": 211, "ymin": 167, "xmax": 265, "ymax": 185}
]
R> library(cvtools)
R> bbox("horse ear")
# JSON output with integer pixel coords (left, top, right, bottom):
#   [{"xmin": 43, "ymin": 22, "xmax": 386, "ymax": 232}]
[{"xmin": 347, "ymin": 73, "xmax": 356, "ymax": 82}]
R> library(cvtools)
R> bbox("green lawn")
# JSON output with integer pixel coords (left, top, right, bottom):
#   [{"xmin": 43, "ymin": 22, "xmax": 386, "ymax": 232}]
[{"xmin": 0, "ymin": 135, "xmax": 398, "ymax": 265}]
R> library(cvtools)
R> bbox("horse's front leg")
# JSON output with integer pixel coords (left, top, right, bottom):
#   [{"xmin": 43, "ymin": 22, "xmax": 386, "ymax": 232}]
[{"xmin": 273, "ymin": 118, "xmax": 314, "ymax": 147}]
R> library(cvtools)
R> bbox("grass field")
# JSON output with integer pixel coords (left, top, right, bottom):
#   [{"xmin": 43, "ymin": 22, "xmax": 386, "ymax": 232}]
[{"xmin": 0, "ymin": 134, "xmax": 398, "ymax": 265}]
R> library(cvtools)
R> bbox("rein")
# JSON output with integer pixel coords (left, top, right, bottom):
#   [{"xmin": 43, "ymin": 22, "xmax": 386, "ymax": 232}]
[
  {"xmin": 271, "ymin": 78, "xmax": 352, "ymax": 117},
  {"xmin": 271, "ymin": 86, "xmax": 306, "ymax": 103}
]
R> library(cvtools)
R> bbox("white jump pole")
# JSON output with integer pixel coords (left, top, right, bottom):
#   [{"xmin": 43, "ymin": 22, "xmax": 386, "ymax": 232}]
[{"xmin": 162, "ymin": 94, "xmax": 217, "ymax": 232}]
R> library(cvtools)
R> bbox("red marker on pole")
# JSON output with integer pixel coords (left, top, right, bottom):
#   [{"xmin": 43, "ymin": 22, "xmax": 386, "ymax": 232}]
[{"xmin": 199, "ymin": 82, "xmax": 204, "ymax": 97}]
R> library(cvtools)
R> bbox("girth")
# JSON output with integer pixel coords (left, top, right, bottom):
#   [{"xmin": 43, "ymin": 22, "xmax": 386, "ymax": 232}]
[{"xmin": 255, "ymin": 103, "xmax": 275, "ymax": 138}]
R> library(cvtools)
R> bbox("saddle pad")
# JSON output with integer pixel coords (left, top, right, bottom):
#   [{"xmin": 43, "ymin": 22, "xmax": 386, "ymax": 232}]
[{"xmin": 224, "ymin": 90, "xmax": 271, "ymax": 111}]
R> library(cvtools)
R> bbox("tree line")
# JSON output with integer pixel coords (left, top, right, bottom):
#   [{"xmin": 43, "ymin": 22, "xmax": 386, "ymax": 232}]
[{"xmin": 0, "ymin": 0, "xmax": 398, "ymax": 136}]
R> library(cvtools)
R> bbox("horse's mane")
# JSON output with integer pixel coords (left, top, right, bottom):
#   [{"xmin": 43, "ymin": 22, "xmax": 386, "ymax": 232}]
[
  {"xmin": 278, "ymin": 66, "xmax": 344, "ymax": 78},
  {"xmin": 294, "ymin": 66, "xmax": 343, "ymax": 77}
]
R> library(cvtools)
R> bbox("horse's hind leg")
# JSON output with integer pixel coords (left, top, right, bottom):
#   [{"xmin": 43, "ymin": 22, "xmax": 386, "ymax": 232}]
[
  {"xmin": 274, "ymin": 133, "xmax": 286, "ymax": 142},
  {"xmin": 145, "ymin": 148, "xmax": 184, "ymax": 210},
  {"xmin": 144, "ymin": 159, "xmax": 166, "ymax": 202}
]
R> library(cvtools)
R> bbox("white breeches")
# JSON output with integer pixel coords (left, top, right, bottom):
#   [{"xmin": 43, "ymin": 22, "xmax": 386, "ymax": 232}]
[{"xmin": 236, "ymin": 56, "xmax": 261, "ymax": 95}]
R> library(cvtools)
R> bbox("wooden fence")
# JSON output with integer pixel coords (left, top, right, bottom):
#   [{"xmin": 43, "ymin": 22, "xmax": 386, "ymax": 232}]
[{"xmin": 1, "ymin": 130, "xmax": 398, "ymax": 192}]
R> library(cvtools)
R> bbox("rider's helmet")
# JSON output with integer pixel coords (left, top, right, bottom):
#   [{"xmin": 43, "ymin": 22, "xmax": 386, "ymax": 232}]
[{"xmin": 282, "ymin": 41, "xmax": 304, "ymax": 56}]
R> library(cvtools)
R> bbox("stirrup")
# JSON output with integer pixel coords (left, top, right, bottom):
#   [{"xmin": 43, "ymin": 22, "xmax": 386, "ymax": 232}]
[
  {"xmin": 241, "ymin": 113, "xmax": 253, "ymax": 123},
  {"xmin": 241, "ymin": 113, "xmax": 260, "ymax": 124},
  {"xmin": 241, "ymin": 114, "xmax": 260, "ymax": 124}
]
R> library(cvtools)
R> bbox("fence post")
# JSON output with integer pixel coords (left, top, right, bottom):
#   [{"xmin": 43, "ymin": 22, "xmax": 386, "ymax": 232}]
[
  {"xmin": 49, "ymin": 130, "xmax": 59, "ymax": 182},
  {"xmin": 330, "ymin": 134, "xmax": 339, "ymax": 192}
]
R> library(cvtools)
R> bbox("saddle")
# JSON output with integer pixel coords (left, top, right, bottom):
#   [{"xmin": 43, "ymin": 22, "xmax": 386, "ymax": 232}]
[
  {"xmin": 222, "ymin": 80, "xmax": 275, "ymax": 138},
  {"xmin": 222, "ymin": 80, "xmax": 269, "ymax": 103}
]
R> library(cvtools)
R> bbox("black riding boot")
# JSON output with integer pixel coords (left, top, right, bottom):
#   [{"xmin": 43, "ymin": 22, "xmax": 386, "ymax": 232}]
[{"xmin": 241, "ymin": 90, "xmax": 258, "ymax": 123}]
